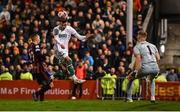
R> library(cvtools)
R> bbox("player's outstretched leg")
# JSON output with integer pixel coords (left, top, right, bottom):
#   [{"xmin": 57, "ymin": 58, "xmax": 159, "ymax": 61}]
[{"xmin": 66, "ymin": 58, "xmax": 86, "ymax": 83}]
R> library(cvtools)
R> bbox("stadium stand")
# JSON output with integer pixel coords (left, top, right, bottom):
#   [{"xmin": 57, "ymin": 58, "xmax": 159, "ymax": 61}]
[{"xmin": 0, "ymin": 0, "xmax": 150, "ymax": 80}]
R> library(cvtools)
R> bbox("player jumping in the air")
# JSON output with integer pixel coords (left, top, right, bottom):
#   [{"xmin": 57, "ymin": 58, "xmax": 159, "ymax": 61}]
[
  {"xmin": 52, "ymin": 10, "xmax": 94, "ymax": 83},
  {"xmin": 126, "ymin": 30, "xmax": 160, "ymax": 103},
  {"xmin": 29, "ymin": 34, "xmax": 54, "ymax": 101}
]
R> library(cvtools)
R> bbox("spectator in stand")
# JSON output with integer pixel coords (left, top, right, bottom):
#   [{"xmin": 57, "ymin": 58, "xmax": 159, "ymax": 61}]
[
  {"xmin": 69, "ymin": 9, "xmax": 78, "ymax": 23},
  {"xmin": 92, "ymin": 14, "xmax": 105, "ymax": 30},
  {"xmin": 18, "ymin": 37, "xmax": 25, "ymax": 54},
  {"xmin": 71, "ymin": 53, "xmax": 79, "ymax": 68},
  {"xmin": 93, "ymin": 66, "xmax": 105, "ymax": 80},
  {"xmin": 10, "ymin": 26, "xmax": 18, "ymax": 38},
  {"xmin": 6, "ymin": 33, "xmax": 18, "ymax": 47},
  {"xmin": 85, "ymin": 13, "xmax": 93, "ymax": 24},
  {"xmin": 76, "ymin": 11, "xmax": 86, "ymax": 29},
  {"xmin": 0, "ymin": 1, "xmax": 3, "ymax": 12},
  {"xmin": 83, "ymin": 51, "xmax": 94, "ymax": 66},
  {"xmin": 0, "ymin": 67, "xmax": 13, "ymax": 80},
  {"xmin": 102, "ymin": 58, "xmax": 111, "ymax": 71},
  {"xmin": 102, "ymin": 43, "xmax": 109, "ymax": 55},
  {"xmin": 115, "ymin": 40, "xmax": 125, "ymax": 56},
  {"xmin": 0, "ymin": 65, "xmax": 4, "ymax": 74},
  {"xmin": 112, "ymin": 51, "xmax": 121, "ymax": 69},
  {"xmin": 8, "ymin": 65, "xmax": 16, "ymax": 79},
  {"xmin": 125, "ymin": 49, "xmax": 133, "ymax": 64},
  {"xmin": 110, "ymin": 67, "xmax": 117, "ymax": 78},
  {"xmin": 72, "ymin": 60, "xmax": 87, "ymax": 100},
  {"xmin": 12, "ymin": 46, "xmax": 21, "ymax": 65},
  {"xmin": 64, "ymin": 0, "xmax": 77, "ymax": 9},
  {"xmin": 94, "ymin": 49, "xmax": 104, "ymax": 67},
  {"xmin": 11, "ymin": 14, "xmax": 22, "ymax": 28},
  {"xmin": 48, "ymin": 10, "xmax": 58, "ymax": 28},
  {"xmin": 116, "ymin": 66, "xmax": 126, "ymax": 78},
  {"xmin": 3, "ymin": 56, "xmax": 11, "ymax": 68},
  {"xmin": 126, "ymin": 42, "xmax": 134, "ymax": 55},
  {"xmin": 166, "ymin": 68, "xmax": 179, "ymax": 82},
  {"xmin": 47, "ymin": 64, "xmax": 55, "ymax": 78},
  {"xmin": 0, "ymin": 7, "xmax": 10, "ymax": 25},
  {"xmin": 20, "ymin": 63, "xmax": 33, "ymax": 80},
  {"xmin": 20, "ymin": 48, "xmax": 30, "ymax": 64},
  {"xmin": 14, "ymin": 64, "xmax": 22, "ymax": 80},
  {"xmin": 0, "ymin": 43, "xmax": 5, "ymax": 58},
  {"xmin": 69, "ymin": 37, "xmax": 80, "ymax": 57},
  {"xmin": 54, "ymin": 65, "xmax": 66, "ymax": 80},
  {"xmin": 106, "ymin": 39, "xmax": 115, "ymax": 52},
  {"xmin": 86, "ymin": 66, "xmax": 95, "ymax": 80},
  {"xmin": 133, "ymin": 0, "xmax": 142, "ymax": 16}
]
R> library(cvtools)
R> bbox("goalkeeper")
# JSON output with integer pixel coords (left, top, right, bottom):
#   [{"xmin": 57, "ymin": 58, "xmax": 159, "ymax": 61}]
[{"xmin": 126, "ymin": 30, "xmax": 160, "ymax": 103}]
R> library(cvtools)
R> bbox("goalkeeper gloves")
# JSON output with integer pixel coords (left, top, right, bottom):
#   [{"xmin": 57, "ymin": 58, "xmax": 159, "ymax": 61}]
[{"xmin": 126, "ymin": 69, "xmax": 138, "ymax": 80}]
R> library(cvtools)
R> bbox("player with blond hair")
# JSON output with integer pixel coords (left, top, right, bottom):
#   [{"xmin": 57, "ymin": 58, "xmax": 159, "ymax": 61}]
[
  {"xmin": 126, "ymin": 30, "xmax": 160, "ymax": 103},
  {"xmin": 29, "ymin": 34, "xmax": 54, "ymax": 101}
]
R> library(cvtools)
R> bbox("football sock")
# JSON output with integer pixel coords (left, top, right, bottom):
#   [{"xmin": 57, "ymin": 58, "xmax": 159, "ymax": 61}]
[
  {"xmin": 150, "ymin": 79, "xmax": 155, "ymax": 99},
  {"xmin": 67, "ymin": 59, "xmax": 75, "ymax": 76},
  {"xmin": 126, "ymin": 80, "xmax": 134, "ymax": 100}
]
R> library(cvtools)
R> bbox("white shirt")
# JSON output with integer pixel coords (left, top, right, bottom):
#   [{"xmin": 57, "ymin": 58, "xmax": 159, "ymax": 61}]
[
  {"xmin": 134, "ymin": 41, "xmax": 158, "ymax": 64},
  {"xmin": 53, "ymin": 25, "xmax": 86, "ymax": 53}
]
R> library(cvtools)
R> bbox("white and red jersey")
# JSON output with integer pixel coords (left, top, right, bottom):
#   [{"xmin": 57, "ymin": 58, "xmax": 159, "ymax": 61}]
[{"xmin": 53, "ymin": 25, "xmax": 86, "ymax": 57}]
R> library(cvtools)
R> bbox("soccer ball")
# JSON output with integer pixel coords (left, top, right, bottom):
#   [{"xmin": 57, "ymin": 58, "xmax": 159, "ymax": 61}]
[{"xmin": 58, "ymin": 10, "xmax": 68, "ymax": 22}]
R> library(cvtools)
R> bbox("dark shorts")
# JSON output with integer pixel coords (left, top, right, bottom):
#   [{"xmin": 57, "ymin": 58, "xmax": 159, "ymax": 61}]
[
  {"xmin": 33, "ymin": 63, "xmax": 51, "ymax": 86},
  {"xmin": 137, "ymin": 72, "xmax": 159, "ymax": 80}
]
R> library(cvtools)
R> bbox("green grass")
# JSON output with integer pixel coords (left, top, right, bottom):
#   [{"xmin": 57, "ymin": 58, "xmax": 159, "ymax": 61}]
[{"xmin": 0, "ymin": 99, "xmax": 180, "ymax": 111}]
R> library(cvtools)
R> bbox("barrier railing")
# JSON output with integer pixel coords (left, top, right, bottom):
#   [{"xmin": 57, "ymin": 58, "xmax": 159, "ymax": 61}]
[{"xmin": 96, "ymin": 77, "xmax": 144, "ymax": 100}]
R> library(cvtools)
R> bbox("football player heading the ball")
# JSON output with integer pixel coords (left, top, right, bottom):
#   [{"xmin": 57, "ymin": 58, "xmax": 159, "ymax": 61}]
[{"xmin": 52, "ymin": 10, "xmax": 94, "ymax": 83}]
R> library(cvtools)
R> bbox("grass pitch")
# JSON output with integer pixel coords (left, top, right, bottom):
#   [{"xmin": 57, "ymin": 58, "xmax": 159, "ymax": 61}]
[{"xmin": 0, "ymin": 99, "xmax": 180, "ymax": 111}]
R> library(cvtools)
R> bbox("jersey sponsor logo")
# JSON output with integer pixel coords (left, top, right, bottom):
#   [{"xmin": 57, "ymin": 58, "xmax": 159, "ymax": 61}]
[
  {"xmin": 59, "ymin": 34, "xmax": 67, "ymax": 39},
  {"xmin": 0, "ymin": 80, "xmax": 97, "ymax": 99}
]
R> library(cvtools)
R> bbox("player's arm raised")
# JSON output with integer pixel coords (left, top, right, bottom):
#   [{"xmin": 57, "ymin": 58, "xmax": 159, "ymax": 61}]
[{"xmin": 69, "ymin": 26, "xmax": 94, "ymax": 41}]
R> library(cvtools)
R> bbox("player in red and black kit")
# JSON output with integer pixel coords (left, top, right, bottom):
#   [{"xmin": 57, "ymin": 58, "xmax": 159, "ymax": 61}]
[{"xmin": 29, "ymin": 34, "xmax": 54, "ymax": 101}]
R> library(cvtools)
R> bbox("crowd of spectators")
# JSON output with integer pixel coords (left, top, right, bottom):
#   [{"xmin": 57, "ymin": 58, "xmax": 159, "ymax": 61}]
[{"xmin": 0, "ymin": 0, "xmax": 151, "ymax": 80}]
